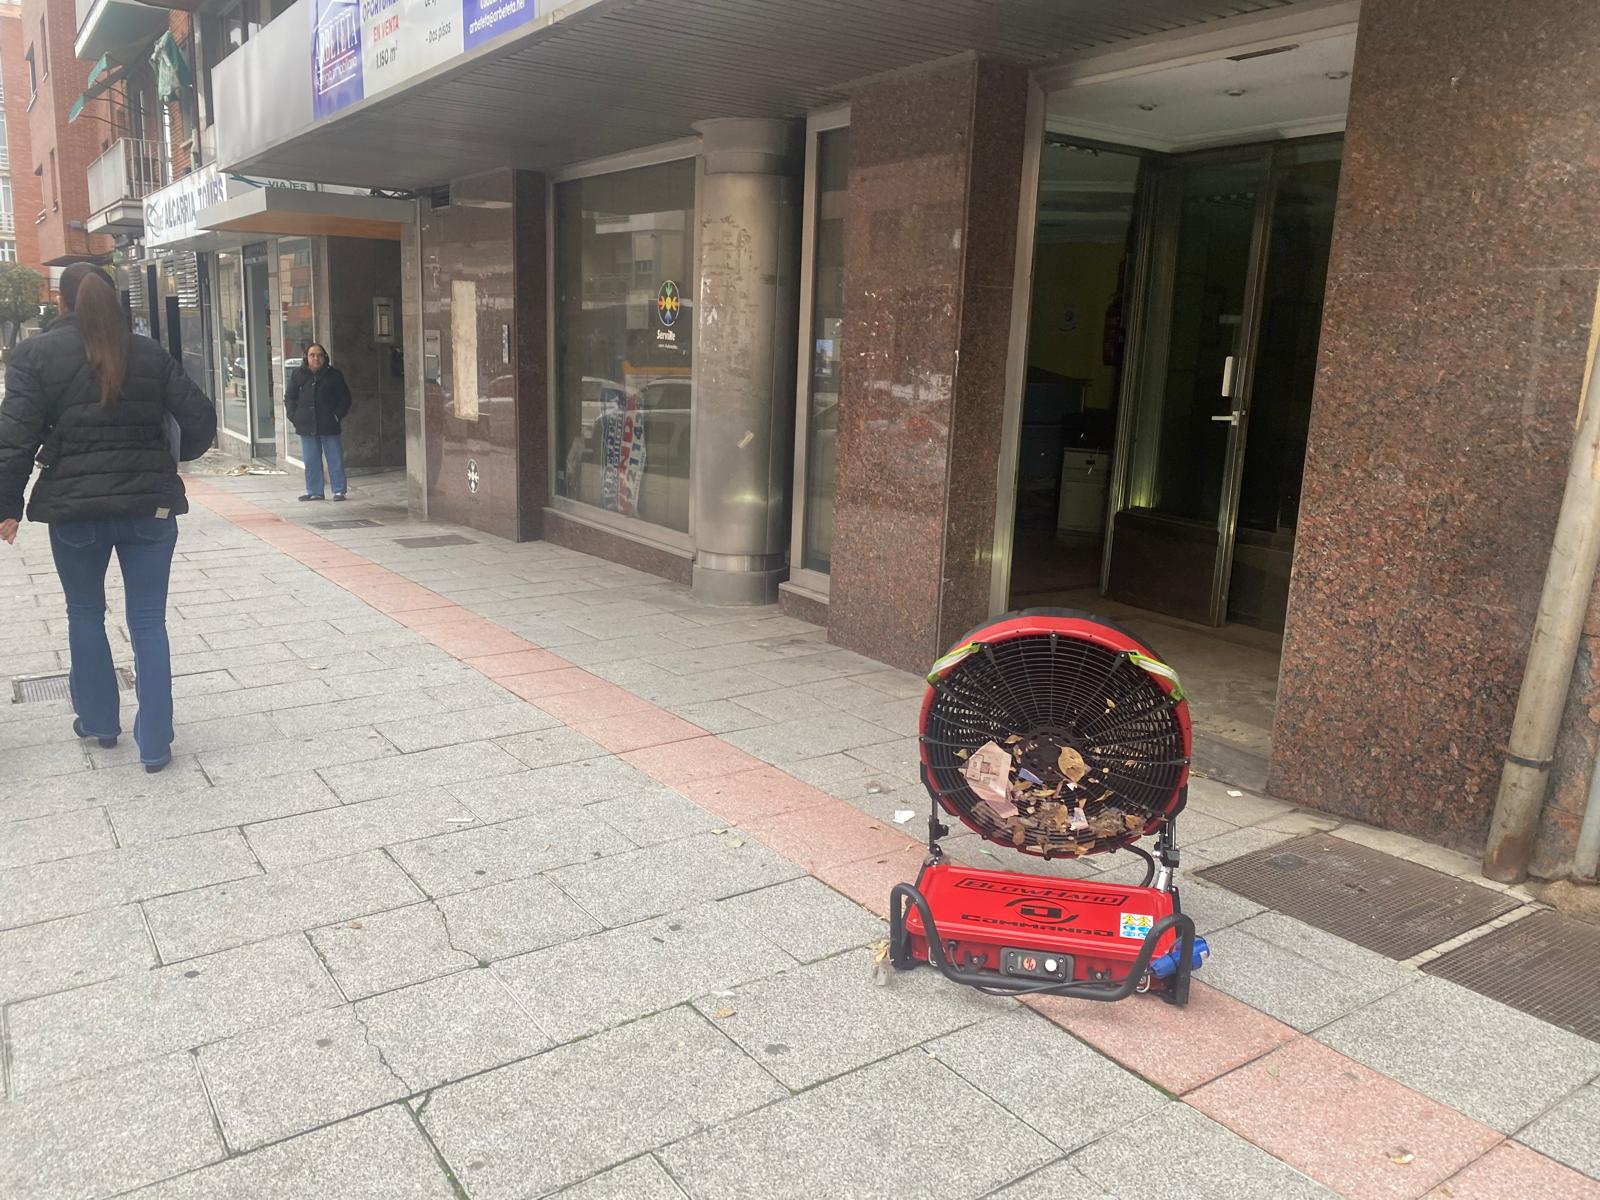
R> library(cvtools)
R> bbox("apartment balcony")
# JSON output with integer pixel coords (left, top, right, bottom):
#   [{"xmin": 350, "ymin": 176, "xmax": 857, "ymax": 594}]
[
  {"xmin": 75, "ymin": 0, "xmax": 171, "ymax": 61},
  {"xmin": 86, "ymin": 139, "xmax": 166, "ymax": 236}
]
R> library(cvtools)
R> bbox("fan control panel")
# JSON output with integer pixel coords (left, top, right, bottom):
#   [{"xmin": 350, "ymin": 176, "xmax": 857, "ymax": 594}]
[{"xmin": 1000, "ymin": 947, "xmax": 1072, "ymax": 981}]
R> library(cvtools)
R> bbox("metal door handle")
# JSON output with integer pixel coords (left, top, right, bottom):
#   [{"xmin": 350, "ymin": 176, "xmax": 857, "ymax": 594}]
[
  {"xmin": 1221, "ymin": 355, "xmax": 1237, "ymax": 398},
  {"xmin": 1211, "ymin": 412, "xmax": 1241, "ymax": 426}
]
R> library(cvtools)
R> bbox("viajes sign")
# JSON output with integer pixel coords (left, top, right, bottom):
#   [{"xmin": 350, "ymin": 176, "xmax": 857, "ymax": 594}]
[{"xmin": 313, "ymin": 0, "xmax": 544, "ymax": 120}]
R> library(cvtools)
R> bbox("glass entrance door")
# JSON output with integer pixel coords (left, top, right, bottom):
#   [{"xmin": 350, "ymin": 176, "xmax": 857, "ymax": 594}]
[
  {"xmin": 243, "ymin": 243, "xmax": 276, "ymax": 460},
  {"xmin": 1104, "ymin": 141, "xmax": 1339, "ymax": 627}
]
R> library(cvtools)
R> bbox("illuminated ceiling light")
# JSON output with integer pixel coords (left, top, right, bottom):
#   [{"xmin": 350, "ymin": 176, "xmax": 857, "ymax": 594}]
[{"xmin": 1224, "ymin": 88, "xmax": 1248, "ymax": 97}]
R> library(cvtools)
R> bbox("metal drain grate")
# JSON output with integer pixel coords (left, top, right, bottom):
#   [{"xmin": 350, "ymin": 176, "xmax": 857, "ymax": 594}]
[
  {"xmin": 394, "ymin": 534, "xmax": 476, "ymax": 549},
  {"xmin": 1197, "ymin": 832, "xmax": 1521, "ymax": 960},
  {"xmin": 13, "ymin": 668, "xmax": 136, "ymax": 704},
  {"xmin": 1424, "ymin": 910, "xmax": 1600, "ymax": 1043},
  {"xmin": 312, "ymin": 518, "xmax": 383, "ymax": 530}
]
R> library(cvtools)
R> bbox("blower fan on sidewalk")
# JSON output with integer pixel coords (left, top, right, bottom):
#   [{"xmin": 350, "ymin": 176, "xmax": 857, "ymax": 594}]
[{"xmin": 889, "ymin": 609, "xmax": 1208, "ymax": 1005}]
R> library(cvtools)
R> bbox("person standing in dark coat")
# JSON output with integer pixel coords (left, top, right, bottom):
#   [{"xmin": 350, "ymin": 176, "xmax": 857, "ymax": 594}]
[
  {"xmin": 0, "ymin": 262, "xmax": 216, "ymax": 772},
  {"xmin": 284, "ymin": 343, "xmax": 353, "ymax": 501}
]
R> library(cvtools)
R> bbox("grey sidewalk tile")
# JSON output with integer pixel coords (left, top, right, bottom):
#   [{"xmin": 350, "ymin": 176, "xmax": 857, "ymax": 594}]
[
  {"xmin": 0, "ymin": 806, "xmax": 115, "ymax": 869},
  {"xmin": 1197, "ymin": 924, "xmax": 1414, "ymax": 1032},
  {"xmin": 1519, "ymin": 1083, "xmax": 1600, "ymax": 1178},
  {"xmin": 494, "ymin": 902, "xmax": 794, "ymax": 1042},
  {"xmin": 204, "ymin": 620, "xmax": 342, "ymax": 650},
  {"xmin": 169, "ymin": 668, "xmax": 244, "ymax": 697},
  {"xmin": 108, "ymin": 771, "xmax": 343, "ymax": 845},
  {"xmin": 561, "ymin": 633, "xmax": 699, "ymax": 667},
  {"xmin": 434, "ymin": 875, "xmax": 603, "ymax": 961},
  {"xmin": 495, "ymin": 727, "xmax": 611, "ymax": 770},
  {"xmin": 355, "ymin": 967, "xmax": 551, "ymax": 1091},
  {"xmin": 0, "ymin": 904, "xmax": 154, "ymax": 1004},
  {"xmin": 7, "ymin": 933, "xmax": 342, "ymax": 1093},
  {"xmin": 197, "ymin": 1005, "xmax": 410, "ymax": 1151},
  {"xmin": 0, "ymin": 711, "xmax": 100, "ymax": 753},
  {"xmin": 377, "ymin": 701, "xmax": 560, "ymax": 753},
  {"xmin": 244, "ymin": 788, "xmax": 479, "ymax": 870},
  {"xmin": 551, "ymin": 1156, "xmax": 689, "ymax": 1199},
  {"xmin": 200, "ymin": 727, "xmax": 399, "ymax": 786},
  {"xmin": 546, "ymin": 832, "xmax": 803, "ymax": 927},
  {"xmin": 388, "ymin": 806, "xmax": 625, "ymax": 897},
  {"xmin": 175, "ymin": 677, "xmax": 339, "ymax": 721},
  {"xmin": 660, "ymin": 1049, "xmax": 1057, "ymax": 1200},
  {"xmin": 723, "ymin": 713, "xmax": 903, "ymax": 765},
  {"xmin": 589, "ymin": 784, "xmax": 724, "ymax": 847},
  {"xmin": 0, "ymin": 828, "xmax": 260, "ymax": 930},
  {"xmin": 310, "ymin": 901, "xmax": 478, "ymax": 999},
  {"xmin": 8, "ymin": 740, "xmax": 91, "ymax": 781},
  {"xmin": 1186, "ymin": 825, "xmax": 1296, "ymax": 866},
  {"xmin": 931, "ymin": 1011, "xmax": 1168, "ymax": 1151},
  {"xmin": 328, "ymin": 662, "xmax": 484, "ymax": 699},
  {"xmin": 320, "ymin": 740, "xmax": 526, "ymax": 803},
  {"xmin": 991, "ymin": 1161, "xmax": 1117, "ymax": 1199},
  {"xmin": 693, "ymin": 946, "xmax": 1008, "ymax": 1090},
  {"xmin": 633, "ymin": 667, "xmax": 780, "ymax": 708},
  {"xmin": 1068, "ymin": 1104, "xmax": 1335, "ymax": 1200},
  {"xmin": 426, "ymin": 677, "xmax": 524, "ymax": 711},
  {"xmin": 0, "ymin": 1053, "xmax": 223, "ymax": 1199},
  {"xmin": 92, "ymin": 711, "xmax": 283, "ymax": 769},
  {"xmin": 843, "ymin": 736, "xmax": 925, "ymax": 783},
  {"xmin": 420, "ymin": 1006, "xmax": 784, "ymax": 1200},
  {"xmin": 666, "ymin": 699, "xmax": 771, "ymax": 734},
  {"xmin": 1175, "ymin": 876, "xmax": 1267, "ymax": 934},
  {"xmin": 144, "ymin": 849, "xmax": 423, "ymax": 961},
  {"xmin": 122, "ymin": 1105, "xmax": 458, "ymax": 1200},
  {"xmin": 451, "ymin": 758, "xmax": 657, "ymax": 821},
  {"xmin": 715, "ymin": 877, "xmax": 888, "ymax": 964},
  {"xmin": 1316, "ymin": 976, "xmax": 1600, "ymax": 1132},
  {"xmin": 170, "ymin": 642, "xmax": 299, "ymax": 676},
  {"xmin": 785, "ymin": 751, "xmax": 884, "ymax": 789},
  {"xmin": 271, "ymin": 690, "xmax": 450, "ymax": 737},
  {"xmin": 222, "ymin": 650, "xmax": 387, "ymax": 686}
]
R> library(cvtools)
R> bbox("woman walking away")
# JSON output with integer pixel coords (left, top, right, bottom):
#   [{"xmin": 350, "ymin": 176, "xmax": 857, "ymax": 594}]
[
  {"xmin": 0, "ymin": 263, "xmax": 216, "ymax": 773},
  {"xmin": 285, "ymin": 343, "xmax": 352, "ymax": 501}
]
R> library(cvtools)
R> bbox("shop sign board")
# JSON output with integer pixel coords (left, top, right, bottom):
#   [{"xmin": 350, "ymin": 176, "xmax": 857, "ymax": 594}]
[{"xmin": 315, "ymin": 0, "xmax": 543, "ymax": 119}]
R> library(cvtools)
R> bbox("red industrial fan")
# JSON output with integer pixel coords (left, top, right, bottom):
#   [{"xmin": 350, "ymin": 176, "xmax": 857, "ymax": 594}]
[{"xmin": 889, "ymin": 609, "xmax": 1207, "ymax": 1004}]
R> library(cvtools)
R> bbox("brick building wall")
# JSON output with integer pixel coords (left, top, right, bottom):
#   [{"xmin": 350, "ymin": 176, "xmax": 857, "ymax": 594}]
[
  {"xmin": 0, "ymin": 4, "xmax": 42, "ymax": 276},
  {"xmin": 166, "ymin": 10, "xmax": 194, "ymax": 179},
  {"xmin": 19, "ymin": 0, "xmax": 114, "ymax": 272}
]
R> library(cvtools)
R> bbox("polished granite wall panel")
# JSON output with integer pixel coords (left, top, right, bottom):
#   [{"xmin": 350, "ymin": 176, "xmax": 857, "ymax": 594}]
[
  {"xmin": 1269, "ymin": 0, "xmax": 1600, "ymax": 865},
  {"xmin": 827, "ymin": 56, "xmax": 1028, "ymax": 673},
  {"xmin": 420, "ymin": 172, "xmax": 519, "ymax": 540},
  {"xmin": 542, "ymin": 510, "xmax": 693, "ymax": 586},
  {"xmin": 326, "ymin": 236, "xmax": 405, "ymax": 471},
  {"xmin": 513, "ymin": 171, "xmax": 550, "ymax": 542}
]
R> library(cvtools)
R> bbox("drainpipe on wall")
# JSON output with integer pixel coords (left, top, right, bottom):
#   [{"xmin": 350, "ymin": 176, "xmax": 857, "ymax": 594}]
[{"xmin": 1484, "ymin": 312, "xmax": 1600, "ymax": 884}]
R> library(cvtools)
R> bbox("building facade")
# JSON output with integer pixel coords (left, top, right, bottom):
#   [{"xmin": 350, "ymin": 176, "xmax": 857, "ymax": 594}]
[
  {"xmin": 71, "ymin": 0, "xmax": 409, "ymax": 472},
  {"xmin": 0, "ymin": 0, "xmax": 42, "ymax": 277},
  {"xmin": 166, "ymin": 0, "xmax": 1600, "ymax": 880}
]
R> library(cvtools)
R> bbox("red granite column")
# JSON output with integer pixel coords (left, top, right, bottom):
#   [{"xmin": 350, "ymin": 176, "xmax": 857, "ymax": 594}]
[
  {"xmin": 827, "ymin": 56, "xmax": 1028, "ymax": 673},
  {"xmin": 1269, "ymin": 0, "xmax": 1600, "ymax": 871}
]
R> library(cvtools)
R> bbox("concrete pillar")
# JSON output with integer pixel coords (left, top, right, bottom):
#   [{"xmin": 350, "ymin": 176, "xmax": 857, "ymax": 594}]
[{"xmin": 690, "ymin": 118, "xmax": 804, "ymax": 605}]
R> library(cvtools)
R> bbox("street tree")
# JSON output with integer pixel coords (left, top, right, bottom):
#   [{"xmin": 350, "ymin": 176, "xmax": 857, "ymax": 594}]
[{"xmin": 0, "ymin": 264, "xmax": 45, "ymax": 352}]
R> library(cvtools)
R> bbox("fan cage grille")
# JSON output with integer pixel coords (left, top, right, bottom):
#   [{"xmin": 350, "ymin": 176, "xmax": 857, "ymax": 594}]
[{"xmin": 921, "ymin": 628, "xmax": 1189, "ymax": 857}]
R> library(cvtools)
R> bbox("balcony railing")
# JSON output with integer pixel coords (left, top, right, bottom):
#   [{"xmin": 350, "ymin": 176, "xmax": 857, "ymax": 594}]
[
  {"xmin": 0, "ymin": 147, "xmax": 9, "ymax": 170},
  {"xmin": 87, "ymin": 138, "xmax": 167, "ymax": 220},
  {"xmin": 0, "ymin": 213, "xmax": 13, "ymax": 234}
]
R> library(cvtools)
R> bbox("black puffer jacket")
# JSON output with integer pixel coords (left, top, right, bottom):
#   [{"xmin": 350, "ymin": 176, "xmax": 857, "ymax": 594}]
[
  {"xmin": 0, "ymin": 317, "xmax": 217, "ymax": 523},
  {"xmin": 284, "ymin": 364, "xmax": 352, "ymax": 437}
]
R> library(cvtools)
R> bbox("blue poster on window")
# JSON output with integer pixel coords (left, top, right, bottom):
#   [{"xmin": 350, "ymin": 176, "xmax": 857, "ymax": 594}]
[
  {"xmin": 462, "ymin": 0, "xmax": 539, "ymax": 51},
  {"xmin": 312, "ymin": 0, "xmax": 364, "ymax": 119}
]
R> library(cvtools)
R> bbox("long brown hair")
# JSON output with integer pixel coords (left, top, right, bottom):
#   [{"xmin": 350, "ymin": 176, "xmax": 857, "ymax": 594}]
[{"xmin": 60, "ymin": 263, "xmax": 129, "ymax": 408}]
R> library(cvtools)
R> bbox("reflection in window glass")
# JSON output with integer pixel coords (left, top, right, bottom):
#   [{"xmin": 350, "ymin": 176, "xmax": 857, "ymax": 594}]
[
  {"xmin": 554, "ymin": 160, "xmax": 695, "ymax": 534},
  {"xmin": 278, "ymin": 237, "xmax": 315, "ymax": 394},
  {"xmin": 802, "ymin": 127, "xmax": 848, "ymax": 574},
  {"xmin": 213, "ymin": 250, "xmax": 249, "ymax": 437}
]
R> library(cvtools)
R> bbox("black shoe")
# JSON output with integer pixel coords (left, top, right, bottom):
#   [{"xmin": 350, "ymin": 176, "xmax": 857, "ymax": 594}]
[
  {"xmin": 333, "ymin": 493, "xmax": 346, "ymax": 502},
  {"xmin": 299, "ymin": 494, "xmax": 325, "ymax": 502},
  {"xmin": 73, "ymin": 718, "xmax": 118, "ymax": 749},
  {"xmin": 143, "ymin": 756, "xmax": 172, "ymax": 774}
]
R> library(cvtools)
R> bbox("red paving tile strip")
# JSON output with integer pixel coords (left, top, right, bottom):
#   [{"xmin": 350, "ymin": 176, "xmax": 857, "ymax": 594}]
[
  {"xmin": 1023, "ymin": 980, "xmax": 1298, "ymax": 1095},
  {"xmin": 1423, "ymin": 1141, "xmax": 1600, "ymax": 1199},
  {"xmin": 675, "ymin": 766, "xmax": 845, "ymax": 825},
  {"xmin": 1187, "ymin": 1037, "xmax": 1503, "ymax": 1200},
  {"xmin": 620, "ymin": 736, "xmax": 767, "ymax": 786},
  {"xmin": 466, "ymin": 649, "xmax": 572, "ymax": 679},
  {"xmin": 185, "ymin": 476, "xmax": 1578, "ymax": 1190},
  {"xmin": 572, "ymin": 710, "xmax": 708, "ymax": 754},
  {"xmin": 740, "ymin": 796, "xmax": 918, "ymax": 873}
]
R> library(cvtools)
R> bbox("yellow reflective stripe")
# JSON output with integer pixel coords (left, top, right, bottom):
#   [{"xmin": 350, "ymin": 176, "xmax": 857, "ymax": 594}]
[
  {"xmin": 927, "ymin": 642, "xmax": 981, "ymax": 683},
  {"xmin": 1129, "ymin": 652, "xmax": 1185, "ymax": 702}
]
